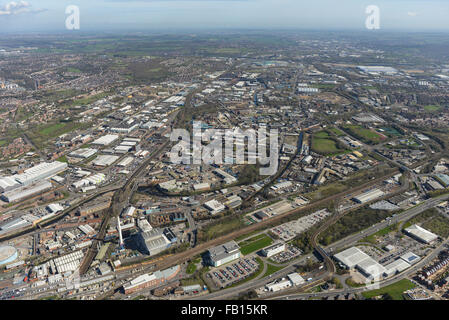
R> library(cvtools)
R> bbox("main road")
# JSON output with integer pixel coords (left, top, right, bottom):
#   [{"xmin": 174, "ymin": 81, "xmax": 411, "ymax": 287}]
[{"xmin": 191, "ymin": 193, "xmax": 449, "ymax": 300}]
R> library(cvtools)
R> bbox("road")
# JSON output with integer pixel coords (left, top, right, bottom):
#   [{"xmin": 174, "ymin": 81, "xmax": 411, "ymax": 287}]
[{"xmin": 191, "ymin": 193, "xmax": 449, "ymax": 300}]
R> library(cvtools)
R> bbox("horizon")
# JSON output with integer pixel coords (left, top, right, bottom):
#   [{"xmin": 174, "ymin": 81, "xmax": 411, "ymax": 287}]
[{"xmin": 1, "ymin": 0, "xmax": 449, "ymax": 34}]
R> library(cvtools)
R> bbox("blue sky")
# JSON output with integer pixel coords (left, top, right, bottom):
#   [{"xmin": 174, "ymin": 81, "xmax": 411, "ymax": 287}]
[{"xmin": 1, "ymin": 0, "xmax": 449, "ymax": 33}]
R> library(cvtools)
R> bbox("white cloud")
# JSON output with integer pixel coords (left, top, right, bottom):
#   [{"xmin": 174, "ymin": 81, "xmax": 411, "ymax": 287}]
[
  {"xmin": 407, "ymin": 11, "xmax": 418, "ymax": 17},
  {"xmin": 0, "ymin": 1, "xmax": 45, "ymax": 16}
]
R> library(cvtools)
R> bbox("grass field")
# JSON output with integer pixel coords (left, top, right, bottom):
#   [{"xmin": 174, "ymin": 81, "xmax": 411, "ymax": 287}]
[
  {"xmin": 343, "ymin": 125, "xmax": 385, "ymax": 144},
  {"xmin": 262, "ymin": 263, "xmax": 285, "ymax": 278},
  {"xmin": 312, "ymin": 131, "xmax": 346, "ymax": 155},
  {"xmin": 329, "ymin": 127, "xmax": 345, "ymax": 136},
  {"xmin": 362, "ymin": 279, "xmax": 415, "ymax": 300},
  {"xmin": 423, "ymin": 105, "xmax": 441, "ymax": 112},
  {"xmin": 186, "ymin": 261, "xmax": 197, "ymax": 274},
  {"xmin": 361, "ymin": 223, "xmax": 399, "ymax": 244},
  {"xmin": 239, "ymin": 234, "xmax": 273, "ymax": 255}
]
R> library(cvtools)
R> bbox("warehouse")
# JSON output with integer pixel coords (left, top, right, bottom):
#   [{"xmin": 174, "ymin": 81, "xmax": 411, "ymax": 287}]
[
  {"xmin": 213, "ymin": 169, "xmax": 237, "ymax": 184},
  {"xmin": 123, "ymin": 265, "xmax": 180, "ymax": 294},
  {"xmin": 193, "ymin": 182, "xmax": 210, "ymax": 191},
  {"xmin": 404, "ymin": 224, "xmax": 438, "ymax": 244},
  {"xmin": 206, "ymin": 241, "xmax": 241, "ymax": 267},
  {"xmin": 400, "ymin": 252, "xmax": 421, "ymax": 265},
  {"xmin": 0, "ymin": 177, "xmax": 20, "ymax": 193},
  {"xmin": 266, "ymin": 279, "xmax": 292, "ymax": 292},
  {"xmin": 69, "ymin": 148, "xmax": 98, "ymax": 159},
  {"xmin": 383, "ymin": 259, "xmax": 411, "ymax": 277},
  {"xmin": 334, "ymin": 246, "xmax": 386, "ymax": 280},
  {"xmin": 352, "ymin": 188, "xmax": 385, "ymax": 204},
  {"xmin": 117, "ymin": 157, "xmax": 134, "ymax": 167},
  {"xmin": 92, "ymin": 134, "xmax": 119, "ymax": 146},
  {"xmin": 136, "ymin": 228, "xmax": 172, "ymax": 256},
  {"xmin": 92, "ymin": 155, "xmax": 119, "ymax": 167},
  {"xmin": 224, "ymin": 195, "xmax": 242, "ymax": 209},
  {"xmin": 14, "ymin": 161, "xmax": 67, "ymax": 186},
  {"xmin": 204, "ymin": 199, "xmax": 226, "ymax": 215},
  {"xmin": 0, "ymin": 162, "xmax": 66, "ymax": 193},
  {"xmin": 271, "ymin": 181, "xmax": 293, "ymax": 192},
  {"xmin": 1, "ymin": 180, "xmax": 53, "ymax": 203}
]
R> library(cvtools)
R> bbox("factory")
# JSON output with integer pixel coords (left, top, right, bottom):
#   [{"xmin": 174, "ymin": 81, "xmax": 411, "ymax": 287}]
[
  {"xmin": 136, "ymin": 220, "xmax": 172, "ymax": 256},
  {"xmin": 123, "ymin": 265, "xmax": 180, "ymax": 294},
  {"xmin": 357, "ymin": 66, "xmax": 398, "ymax": 74},
  {"xmin": 206, "ymin": 241, "xmax": 241, "ymax": 267},
  {"xmin": 92, "ymin": 155, "xmax": 119, "ymax": 167},
  {"xmin": 404, "ymin": 224, "xmax": 439, "ymax": 244},
  {"xmin": 352, "ymin": 188, "xmax": 385, "ymax": 204},
  {"xmin": 91, "ymin": 134, "xmax": 119, "ymax": 146},
  {"xmin": 213, "ymin": 169, "xmax": 237, "ymax": 184},
  {"xmin": 0, "ymin": 161, "xmax": 67, "ymax": 192},
  {"xmin": 203, "ymin": 199, "xmax": 226, "ymax": 215},
  {"xmin": 72, "ymin": 173, "xmax": 106, "ymax": 189},
  {"xmin": 1, "ymin": 180, "xmax": 53, "ymax": 203},
  {"xmin": 117, "ymin": 157, "xmax": 134, "ymax": 167},
  {"xmin": 69, "ymin": 148, "xmax": 98, "ymax": 159}
]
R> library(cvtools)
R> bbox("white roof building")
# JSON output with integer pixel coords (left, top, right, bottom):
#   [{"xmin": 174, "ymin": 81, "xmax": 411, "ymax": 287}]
[
  {"xmin": 405, "ymin": 225, "xmax": 438, "ymax": 244},
  {"xmin": 92, "ymin": 134, "xmax": 119, "ymax": 146},
  {"xmin": 204, "ymin": 199, "xmax": 226, "ymax": 215},
  {"xmin": 334, "ymin": 246, "xmax": 386, "ymax": 280},
  {"xmin": 93, "ymin": 155, "xmax": 119, "ymax": 167}
]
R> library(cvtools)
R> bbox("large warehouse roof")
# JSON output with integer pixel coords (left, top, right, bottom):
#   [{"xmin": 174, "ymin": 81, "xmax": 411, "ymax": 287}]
[
  {"xmin": 405, "ymin": 224, "xmax": 438, "ymax": 244},
  {"xmin": 334, "ymin": 247, "xmax": 386, "ymax": 280},
  {"xmin": 334, "ymin": 247, "xmax": 369, "ymax": 269},
  {"xmin": 92, "ymin": 134, "xmax": 119, "ymax": 146}
]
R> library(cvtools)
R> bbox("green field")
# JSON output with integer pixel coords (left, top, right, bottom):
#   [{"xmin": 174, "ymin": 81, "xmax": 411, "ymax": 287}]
[
  {"xmin": 342, "ymin": 125, "xmax": 385, "ymax": 144},
  {"xmin": 361, "ymin": 223, "xmax": 399, "ymax": 244},
  {"xmin": 329, "ymin": 127, "xmax": 345, "ymax": 137},
  {"xmin": 239, "ymin": 234, "xmax": 273, "ymax": 255},
  {"xmin": 362, "ymin": 279, "xmax": 415, "ymax": 300},
  {"xmin": 423, "ymin": 105, "xmax": 441, "ymax": 112},
  {"xmin": 262, "ymin": 263, "xmax": 285, "ymax": 278},
  {"xmin": 311, "ymin": 131, "xmax": 347, "ymax": 155}
]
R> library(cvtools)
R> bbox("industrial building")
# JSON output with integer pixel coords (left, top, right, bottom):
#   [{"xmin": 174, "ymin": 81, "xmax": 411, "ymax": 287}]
[
  {"xmin": 334, "ymin": 247, "xmax": 386, "ymax": 280},
  {"xmin": 204, "ymin": 199, "xmax": 226, "ymax": 215},
  {"xmin": 136, "ymin": 228, "xmax": 172, "ymax": 256},
  {"xmin": 206, "ymin": 241, "xmax": 241, "ymax": 267},
  {"xmin": 1, "ymin": 180, "xmax": 53, "ymax": 203},
  {"xmin": 357, "ymin": 66, "xmax": 398, "ymax": 74},
  {"xmin": 69, "ymin": 148, "xmax": 98, "ymax": 159},
  {"xmin": 92, "ymin": 155, "xmax": 119, "ymax": 167},
  {"xmin": 91, "ymin": 134, "xmax": 119, "ymax": 146},
  {"xmin": 404, "ymin": 225, "xmax": 438, "ymax": 244},
  {"xmin": 0, "ymin": 161, "xmax": 67, "ymax": 192},
  {"xmin": 261, "ymin": 243, "xmax": 286, "ymax": 258},
  {"xmin": 352, "ymin": 188, "xmax": 385, "ymax": 204},
  {"xmin": 383, "ymin": 259, "xmax": 412, "ymax": 277},
  {"xmin": 123, "ymin": 265, "xmax": 180, "ymax": 294},
  {"xmin": 213, "ymin": 169, "xmax": 237, "ymax": 184}
]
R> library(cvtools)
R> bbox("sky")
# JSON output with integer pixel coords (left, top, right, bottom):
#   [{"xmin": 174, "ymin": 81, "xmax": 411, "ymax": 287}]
[{"xmin": 0, "ymin": 0, "xmax": 449, "ymax": 33}]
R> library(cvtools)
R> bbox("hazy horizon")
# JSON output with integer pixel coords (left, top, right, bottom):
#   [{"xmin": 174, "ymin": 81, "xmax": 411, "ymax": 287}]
[{"xmin": 1, "ymin": 0, "xmax": 449, "ymax": 34}]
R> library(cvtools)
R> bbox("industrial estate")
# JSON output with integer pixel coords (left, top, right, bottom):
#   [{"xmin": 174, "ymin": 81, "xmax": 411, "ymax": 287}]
[{"xmin": 1, "ymin": 7, "xmax": 449, "ymax": 305}]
